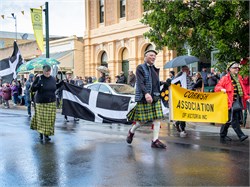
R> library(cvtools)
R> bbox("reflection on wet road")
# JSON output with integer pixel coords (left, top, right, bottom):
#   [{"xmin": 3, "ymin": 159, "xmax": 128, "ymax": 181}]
[{"xmin": 0, "ymin": 109, "xmax": 249, "ymax": 186}]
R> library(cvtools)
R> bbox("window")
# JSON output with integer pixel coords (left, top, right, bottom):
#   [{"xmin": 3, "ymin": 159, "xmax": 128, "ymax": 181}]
[
  {"xmin": 99, "ymin": 85, "xmax": 111, "ymax": 94},
  {"xmin": 101, "ymin": 51, "xmax": 108, "ymax": 67},
  {"xmin": 87, "ymin": 84, "xmax": 100, "ymax": 91},
  {"xmin": 120, "ymin": 0, "xmax": 126, "ymax": 18},
  {"xmin": 100, "ymin": 0, "xmax": 104, "ymax": 23}
]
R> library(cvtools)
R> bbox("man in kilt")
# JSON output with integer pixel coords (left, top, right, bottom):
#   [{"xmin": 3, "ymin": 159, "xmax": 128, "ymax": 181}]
[{"xmin": 126, "ymin": 49, "xmax": 166, "ymax": 149}]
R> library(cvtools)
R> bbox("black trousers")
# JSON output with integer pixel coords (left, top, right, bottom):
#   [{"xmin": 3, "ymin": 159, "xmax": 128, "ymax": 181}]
[
  {"xmin": 220, "ymin": 110, "xmax": 245, "ymax": 138},
  {"xmin": 176, "ymin": 121, "xmax": 186, "ymax": 131}
]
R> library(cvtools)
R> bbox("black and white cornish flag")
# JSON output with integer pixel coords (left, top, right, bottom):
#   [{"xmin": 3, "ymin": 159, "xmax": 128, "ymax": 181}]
[
  {"xmin": 0, "ymin": 41, "xmax": 24, "ymax": 84},
  {"xmin": 62, "ymin": 82, "xmax": 132, "ymax": 124}
]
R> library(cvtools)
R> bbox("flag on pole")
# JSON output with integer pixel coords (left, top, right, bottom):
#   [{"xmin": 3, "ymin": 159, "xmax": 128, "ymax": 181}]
[
  {"xmin": 30, "ymin": 8, "xmax": 44, "ymax": 52},
  {"xmin": 62, "ymin": 82, "xmax": 132, "ymax": 124},
  {"xmin": 0, "ymin": 41, "xmax": 24, "ymax": 84}
]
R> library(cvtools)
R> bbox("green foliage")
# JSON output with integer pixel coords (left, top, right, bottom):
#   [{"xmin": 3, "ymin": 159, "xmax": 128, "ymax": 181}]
[{"xmin": 141, "ymin": 0, "xmax": 249, "ymax": 76}]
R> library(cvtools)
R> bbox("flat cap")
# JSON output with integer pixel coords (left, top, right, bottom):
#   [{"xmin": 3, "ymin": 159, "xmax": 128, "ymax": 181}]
[
  {"xmin": 144, "ymin": 49, "xmax": 158, "ymax": 56},
  {"xmin": 227, "ymin": 61, "xmax": 239, "ymax": 70}
]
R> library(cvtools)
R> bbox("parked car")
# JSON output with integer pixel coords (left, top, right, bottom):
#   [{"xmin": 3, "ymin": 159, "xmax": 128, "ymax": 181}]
[{"xmin": 84, "ymin": 83, "xmax": 136, "ymax": 111}]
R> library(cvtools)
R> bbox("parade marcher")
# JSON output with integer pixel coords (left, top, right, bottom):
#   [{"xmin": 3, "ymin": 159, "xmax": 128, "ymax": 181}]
[
  {"xmin": 166, "ymin": 70, "xmax": 175, "ymax": 85},
  {"xmin": 30, "ymin": 65, "xmax": 63, "ymax": 141},
  {"xmin": 214, "ymin": 61, "xmax": 249, "ymax": 142},
  {"xmin": 192, "ymin": 72, "xmax": 204, "ymax": 92},
  {"xmin": 64, "ymin": 71, "xmax": 79, "ymax": 122},
  {"xmin": 25, "ymin": 74, "xmax": 34, "ymax": 117},
  {"xmin": 173, "ymin": 65, "xmax": 193, "ymax": 137},
  {"xmin": 127, "ymin": 70, "xmax": 136, "ymax": 87},
  {"xmin": 126, "ymin": 49, "xmax": 166, "ymax": 149}
]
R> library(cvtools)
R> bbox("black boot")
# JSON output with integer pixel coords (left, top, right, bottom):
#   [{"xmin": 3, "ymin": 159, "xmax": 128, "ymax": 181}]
[
  {"xmin": 45, "ymin": 135, "xmax": 51, "ymax": 141},
  {"xmin": 39, "ymin": 133, "xmax": 43, "ymax": 140},
  {"xmin": 240, "ymin": 135, "xmax": 248, "ymax": 142}
]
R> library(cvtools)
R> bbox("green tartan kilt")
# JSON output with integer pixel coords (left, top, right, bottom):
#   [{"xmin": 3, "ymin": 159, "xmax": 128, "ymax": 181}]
[
  {"xmin": 127, "ymin": 100, "xmax": 163, "ymax": 122},
  {"xmin": 31, "ymin": 102, "xmax": 56, "ymax": 136}
]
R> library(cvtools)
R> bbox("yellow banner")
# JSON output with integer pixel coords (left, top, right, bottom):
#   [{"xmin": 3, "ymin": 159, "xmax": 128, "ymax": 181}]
[
  {"xmin": 30, "ymin": 8, "xmax": 44, "ymax": 52},
  {"xmin": 170, "ymin": 84, "xmax": 228, "ymax": 123}
]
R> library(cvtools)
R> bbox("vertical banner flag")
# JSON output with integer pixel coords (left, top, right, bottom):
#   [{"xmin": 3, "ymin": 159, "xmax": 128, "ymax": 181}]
[
  {"xmin": 0, "ymin": 41, "xmax": 24, "ymax": 83},
  {"xmin": 30, "ymin": 8, "xmax": 44, "ymax": 52},
  {"xmin": 169, "ymin": 84, "xmax": 228, "ymax": 123}
]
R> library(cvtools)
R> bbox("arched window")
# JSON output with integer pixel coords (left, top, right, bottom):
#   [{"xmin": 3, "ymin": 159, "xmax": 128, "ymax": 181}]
[
  {"xmin": 101, "ymin": 51, "xmax": 108, "ymax": 67},
  {"xmin": 122, "ymin": 48, "xmax": 129, "ymax": 78}
]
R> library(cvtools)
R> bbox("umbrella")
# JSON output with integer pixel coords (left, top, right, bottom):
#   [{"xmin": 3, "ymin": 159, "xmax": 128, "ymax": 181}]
[
  {"xmin": 25, "ymin": 58, "xmax": 60, "ymax": 71},
  {"xmin": 97, "ymin": 65, "xmax": 109, "ymax": 74},
  {"xmin": 164, "ymin": 55, "xmax": 200, "ymax": 69},
  {"xmin": 16, "ymin": 63, "xmax": 29, "ymax": 73}
]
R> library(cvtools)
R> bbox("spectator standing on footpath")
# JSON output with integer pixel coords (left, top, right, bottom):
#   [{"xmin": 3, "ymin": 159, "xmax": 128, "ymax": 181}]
[
  {"xmin": 207, "ymin": 68, "xmax": 219, "ymax": 91},
  {"xmin": 215, "ymin": 61, "xmax": 249, "ymax": 142},
  {"xmin": 2, "ymin": 83, "xmax": 11, "ymax": 108},
  {"xmin": 10, "ymin": 81, "xmax": 18, "ymax": 106},
  {"xmin": 192, "ymin": 72, "xmax": 204, "ymax": 92},
  {"xmin": 166, "ymin": 70, "xmax": 175, "ymax": 85},
  {"xmin": 201, "ymin": 67, "xmax": 208, "ymax": 87},
  {"xmin": 126, "ymin": 49, "xmax": 166, "ymax": 149},
  {"xmin": 173, "ymin": 65, "xmax": 193, "ymax": 137},
  {"xmin": 25, "ymin": 74, "xmax": 34, "ymax": 117},
  {"xmin": 116, "ymin": 71, "xmax": 127, "ymax": 84},
  {"xmin": 127, "ymin": 70, "xmax": 136, "ymax": 87},
  {"xmin": 98, "ymin": 72, "xmax": 106, "ymax": 82}
]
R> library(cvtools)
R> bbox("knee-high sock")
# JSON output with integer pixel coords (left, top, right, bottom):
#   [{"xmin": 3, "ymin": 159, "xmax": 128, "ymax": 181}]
[
  {"xmin": 130, "ymin": 121, "xmax": 141, "ymax": 133},
  {"xmin": 153, "ymin": 121, "xmax": 161, "ymax": 141}
]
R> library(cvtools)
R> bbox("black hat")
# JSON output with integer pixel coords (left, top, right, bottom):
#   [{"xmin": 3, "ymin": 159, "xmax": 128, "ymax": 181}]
[
  {"xmin": 144, "ymin": 49, "xmax": 158, "ymax": 56},
  {"xmin": 43, "ymin": 64, "xmax": 51, "ymax": 71}
]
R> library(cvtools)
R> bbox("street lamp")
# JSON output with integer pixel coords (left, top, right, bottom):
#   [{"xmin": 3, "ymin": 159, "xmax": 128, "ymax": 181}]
[{"xmin": 8, "ymin": 13, "xmax": 17, "ymax": 41}]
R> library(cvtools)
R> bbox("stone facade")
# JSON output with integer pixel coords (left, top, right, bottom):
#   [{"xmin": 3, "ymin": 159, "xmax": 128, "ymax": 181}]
[{"xmin": 83, "ymin": 0, "xmax": 175, "ymax": 82}]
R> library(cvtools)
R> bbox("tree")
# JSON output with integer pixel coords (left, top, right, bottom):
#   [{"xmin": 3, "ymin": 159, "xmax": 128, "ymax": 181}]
[{"xmin": 141, "ymin": 0, "xmax": 249, "ymax": 75}]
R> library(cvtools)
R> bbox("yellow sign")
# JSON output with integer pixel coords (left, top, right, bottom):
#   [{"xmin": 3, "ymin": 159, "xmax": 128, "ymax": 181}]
[
  {"xmin": 169, "ymin": 84, "xmax": 228, "ymax": 123},
  {"xmin": 30, "ymin": 8, "xmax": 44, "ymax": 52}
]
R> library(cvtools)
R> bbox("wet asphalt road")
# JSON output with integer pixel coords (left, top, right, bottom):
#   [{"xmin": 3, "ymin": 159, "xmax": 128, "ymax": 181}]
[{"xmin": 0, "ymin": 108, "xmax": 249, "ymax": 186}]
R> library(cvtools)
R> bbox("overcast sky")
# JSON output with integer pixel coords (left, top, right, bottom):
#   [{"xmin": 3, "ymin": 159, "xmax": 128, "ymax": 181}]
[{"xmin": 0, "ymin": 0, "xmax": 85, "ymax": 37}]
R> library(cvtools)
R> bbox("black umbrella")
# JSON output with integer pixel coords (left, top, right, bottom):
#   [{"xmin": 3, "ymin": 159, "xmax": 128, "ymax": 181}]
[{"xmin": 164, "ymin": 55, "xmax": 200, "ymax": 69}]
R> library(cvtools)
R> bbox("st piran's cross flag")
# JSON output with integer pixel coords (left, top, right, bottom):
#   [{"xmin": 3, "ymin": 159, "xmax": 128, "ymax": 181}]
[
  {"xmin": 62, "ymin": 82, "xmax": 132, "ymax": 124},
  {"xmin": 0, "ymin": 41, "xmax": 24, "ymax": 84}
]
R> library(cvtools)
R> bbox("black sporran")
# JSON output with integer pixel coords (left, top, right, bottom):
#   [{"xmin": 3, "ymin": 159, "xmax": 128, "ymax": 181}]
[
  {"xmin": 152, "ymin": 92, "xmax": 160, "ymax": 103},
  {"xmin": 232, "ymin": 95, "xmax": 243, "ymax": 112}
]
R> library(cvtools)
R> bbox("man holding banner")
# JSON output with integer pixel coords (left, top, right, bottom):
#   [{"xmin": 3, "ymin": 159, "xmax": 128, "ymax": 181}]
[
  {"xmin": 126, "ymin": 49, "xmax": 166, "ymax": 149},
  {"xmin": 215, "ymin": 61, "xmax": 250, "ymax": 142},
  {"xmin": 172, "ymin": 65, "xmax": 193, "ymax": 137}
]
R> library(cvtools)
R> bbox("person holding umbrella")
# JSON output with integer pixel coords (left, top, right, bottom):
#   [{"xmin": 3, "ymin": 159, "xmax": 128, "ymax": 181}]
[
  {"xmin": 126, "ymin": 49, "xmax": 166, "ymax": 149},
  {"xmin": 173, "ymin": 65, "xmax": 193, "ymax": 137},
  {"xmin": 30, "ymin": 65, "xmax": 63, "ymax": 141}
]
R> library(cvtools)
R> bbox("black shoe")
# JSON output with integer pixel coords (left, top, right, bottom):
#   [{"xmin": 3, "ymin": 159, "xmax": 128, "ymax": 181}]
[
  {"xmin": 151, "ymin": 139, "xmax": 167, "ymax": 149},
  {"xmin": 220, "ymin": 136, "xmax": 232, "ymax": 143},
  {"xmin": 240, "ymin": 135, "xmax": 248, "ymax": 142},
  {"xmin": 40, "ymin": 133, "xmax": 43, "ymax": 140},
  {"xmin": 45, "ymin": 135, "xmax": 51, "ymax": 141},
  {"xmin": 174, "ymin": 123, "xmax": 181, "ymax": 132},
  {"xmin": 126, "ymin": 129, "xmax": 134, "ymax": 144}
]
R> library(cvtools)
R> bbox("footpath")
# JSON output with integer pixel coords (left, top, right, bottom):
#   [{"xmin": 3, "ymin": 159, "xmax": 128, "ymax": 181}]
[{"xmin": 3, "ymin": 103, "xmax": 250, "ymax": 136}]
